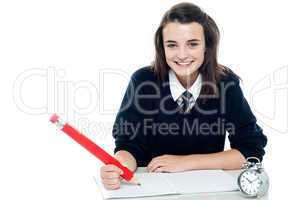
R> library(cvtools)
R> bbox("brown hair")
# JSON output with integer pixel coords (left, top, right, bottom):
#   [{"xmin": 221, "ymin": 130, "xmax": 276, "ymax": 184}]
[{"xmin": 151, "ymin": 2, "xmax": 238, "ymax": 100}]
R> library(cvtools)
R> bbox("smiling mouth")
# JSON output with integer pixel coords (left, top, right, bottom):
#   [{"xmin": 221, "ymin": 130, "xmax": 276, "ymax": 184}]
[{"xmin": 175, "ymin": 61, "xmax": 194, "ymax": 67}]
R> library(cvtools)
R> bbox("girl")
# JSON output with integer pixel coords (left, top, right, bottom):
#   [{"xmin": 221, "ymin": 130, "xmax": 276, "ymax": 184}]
[{"xmin": 101, "ymin": 2, "xmax": 267, "ymax": 190}]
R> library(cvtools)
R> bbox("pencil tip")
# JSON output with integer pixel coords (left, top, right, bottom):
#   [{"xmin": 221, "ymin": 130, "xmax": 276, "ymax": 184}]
[{"xmin": 129, "ymin": 177, "xmax": 141, "ymax": 186}]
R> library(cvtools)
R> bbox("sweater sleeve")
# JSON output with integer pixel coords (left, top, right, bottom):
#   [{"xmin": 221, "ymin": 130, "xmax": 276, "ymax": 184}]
[
  {"xmin": 113, "ymin": 75, "xmax": 152, "ymax": 167},
  {"xmin": 224, "ymin": 76, "xmax": 267, "ymax": 161}
]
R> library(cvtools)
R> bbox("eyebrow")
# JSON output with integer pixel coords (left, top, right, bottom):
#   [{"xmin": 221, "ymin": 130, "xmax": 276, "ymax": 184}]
[{"xmin": 165, "ymin": 39, "xmax": 201, "ymax": 43}]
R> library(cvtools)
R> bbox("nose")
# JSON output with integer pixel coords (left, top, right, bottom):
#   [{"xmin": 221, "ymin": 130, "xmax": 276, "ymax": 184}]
[{"xmin": 177, "ymin": 46, "xmax": 189, "ymax": 61}]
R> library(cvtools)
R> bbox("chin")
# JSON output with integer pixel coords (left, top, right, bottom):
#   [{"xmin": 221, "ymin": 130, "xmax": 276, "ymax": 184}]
[{"xmin": 171, "ymin": 65, "xmax": 198, "ymax": 78}]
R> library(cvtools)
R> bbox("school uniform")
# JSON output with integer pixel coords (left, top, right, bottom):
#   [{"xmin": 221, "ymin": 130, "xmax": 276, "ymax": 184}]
[{"xmin": 113, "ymin": 66, "xmax": 267, "ymax": 167}]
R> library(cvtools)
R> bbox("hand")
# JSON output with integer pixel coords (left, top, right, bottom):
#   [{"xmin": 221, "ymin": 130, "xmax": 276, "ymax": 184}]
[
  {"xmin": 100, "ymin": 164, "xmax": 123, "ymax": 190},
  {"xmin": 147, "ymin": 154, "xmax": 190, "ymax": 173}
]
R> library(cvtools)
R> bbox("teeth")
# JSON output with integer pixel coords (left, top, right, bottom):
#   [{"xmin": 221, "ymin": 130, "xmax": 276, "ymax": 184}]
[{"xmin": 177, "ymin": 61, "xmax": 192, "ymax": 65}]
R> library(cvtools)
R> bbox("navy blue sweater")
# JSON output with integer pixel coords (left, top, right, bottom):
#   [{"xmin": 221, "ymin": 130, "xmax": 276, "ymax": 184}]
[{"xmin": 113, "ymin": 67, "xmax": 267, "ymax": 167}]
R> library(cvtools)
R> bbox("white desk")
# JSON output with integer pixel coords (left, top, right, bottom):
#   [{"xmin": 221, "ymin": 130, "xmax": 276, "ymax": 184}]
[{"xmin": 99, "ymin": 167, "xmax": 269, "ymax": 200}]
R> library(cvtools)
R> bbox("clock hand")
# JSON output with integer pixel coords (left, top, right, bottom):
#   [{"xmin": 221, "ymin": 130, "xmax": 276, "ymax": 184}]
[
  {"xmin": 251, "ymin": 177, "xmax": 259, "ymax": 183},
  {"xmin": 246, "ymin": 177, "xmax": 252, "ymax": 183}
]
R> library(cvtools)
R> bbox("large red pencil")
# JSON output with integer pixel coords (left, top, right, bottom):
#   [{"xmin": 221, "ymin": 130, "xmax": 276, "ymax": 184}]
[{"xmin": 50, "ymin": 114, "xmax": 139, "ymax": 185}]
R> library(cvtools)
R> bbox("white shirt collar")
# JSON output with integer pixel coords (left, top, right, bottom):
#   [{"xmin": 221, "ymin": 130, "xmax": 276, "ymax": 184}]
[{"xmin": 168, "ymin": 70, "xmax": 202, "ymax": 101}]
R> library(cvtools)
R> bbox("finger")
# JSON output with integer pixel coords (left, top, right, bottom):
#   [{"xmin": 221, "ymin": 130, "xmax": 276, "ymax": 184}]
[
  {"xmin": 147, "ymin": 160, "xmax": 160, "ymax": 172},
  {"xmin": 148, "ymin": 161, "xmax": 166, "ymax": 172},
  {"xmin": 101, "ymin": 170, "xmax": 122, "ymax": 181},
  {"xmin": 154, "ymin": 167, "xmax": 163, "ymax": 173},
  {"xmin": 154, "ymin": 167, "xmax": 162, "ymax": 173},
  {"xmin": 102, "ymin": 177, "xmax": 121, "ymax": 185},
  {"xmin": 101, "ymin": 171, "xmax": 120, "ymax": 179},
  {"xmin": 154, "ymin": 166, "xmax": 170, "ymax": 173},
  {"xmin": 147, "ymin": 158, "xmax": 165, "ymax": 171},
  {"xmin": 146, "ymin": 160, "xmax": 153, "ymax": 172},
  {"xmin": 101, "ymin": 165, "xmax": 123, "ymax": 174},
  {"xmin": 101, "ymin": 164, "xmax": 121, "ymax": 172},
  {"xmin": 151, "ymin": 155, "xmax": 167, "ymax": 162},
  {"xmin": 107, "ymin": 181, "xmax": 120, "ymax": 188},
  {"xmin": 104, "ymin": 182, "xmax": 121, "ymax": 190},
  {"xmin": 147, "ymin": 161, "xmax": 157, "ymax": 172},
  {"xmin": 147, "ymin": 155, "xmax": 177, "ymax": 172}
]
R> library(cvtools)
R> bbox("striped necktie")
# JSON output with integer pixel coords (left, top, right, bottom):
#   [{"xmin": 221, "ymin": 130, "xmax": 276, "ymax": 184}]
[{"xmin": 178, "ymin": 91, "xmax": 193, "ymax": 113}]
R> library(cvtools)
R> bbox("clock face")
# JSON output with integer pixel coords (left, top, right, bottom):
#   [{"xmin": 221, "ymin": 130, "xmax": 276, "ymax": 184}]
[{"xmin": 239, "ymin": 170, "xmax": 262, "ymax": 196}]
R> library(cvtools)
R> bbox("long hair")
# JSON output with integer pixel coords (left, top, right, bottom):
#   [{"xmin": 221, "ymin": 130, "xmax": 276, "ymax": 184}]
[{"xmin": 151, "ymin": 2, "xmax": 238, "ymax": 101}]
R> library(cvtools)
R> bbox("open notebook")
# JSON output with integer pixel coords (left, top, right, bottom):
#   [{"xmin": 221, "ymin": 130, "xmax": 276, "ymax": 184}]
[{"xmin": 95, "ymin": 170, "xmax": 238, "ymax": 199}]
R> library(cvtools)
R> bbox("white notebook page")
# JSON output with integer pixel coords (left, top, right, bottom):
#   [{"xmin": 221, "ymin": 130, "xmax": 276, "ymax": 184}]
[
  {"xmin": 164, "ymin": 170, "xmax": 238, "ymax": 194},
  {"xmin": 97, "ymin": 170, "xmax": 238, "ymax": 199},
  {"xmin": 98, "ymin": 173, "xmax": 178, "ymax": 199}
]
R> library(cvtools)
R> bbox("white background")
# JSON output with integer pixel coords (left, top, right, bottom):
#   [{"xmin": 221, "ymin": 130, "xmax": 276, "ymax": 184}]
[{"xmin": 0, "ymin": 0, "xmax": 298, "ymax": 199}]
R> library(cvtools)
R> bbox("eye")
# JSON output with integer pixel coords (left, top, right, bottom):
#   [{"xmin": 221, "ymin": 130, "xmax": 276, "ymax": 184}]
[
  {"xmin": 188, "ymin": 42, "xmax": 199, "ymax": 47},
  {"xmin": 166, "ymin": 43, "xmax": 177, "ymax": 48}
]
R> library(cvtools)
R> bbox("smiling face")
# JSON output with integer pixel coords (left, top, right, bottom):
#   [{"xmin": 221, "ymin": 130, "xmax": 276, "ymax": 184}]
[{"xmin": 163, "ymin": 22, "xmax": 206, "ymax": 87}]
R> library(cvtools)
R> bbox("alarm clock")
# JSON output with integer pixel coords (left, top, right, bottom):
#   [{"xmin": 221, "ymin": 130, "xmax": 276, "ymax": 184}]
[{"xmin": 237, "ymin": 157, "xmax": 269, "ymax": 198}]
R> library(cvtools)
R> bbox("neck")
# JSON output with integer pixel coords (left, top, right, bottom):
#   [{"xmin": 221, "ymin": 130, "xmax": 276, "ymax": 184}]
[{"xmin": 176, "ymin": 72, "xmax": 199, "ymax": 89}]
